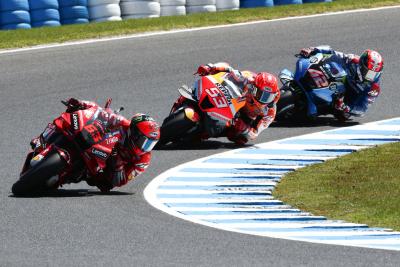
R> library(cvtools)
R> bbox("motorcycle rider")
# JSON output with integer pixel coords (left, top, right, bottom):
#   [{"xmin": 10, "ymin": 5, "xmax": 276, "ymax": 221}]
[
  {"xmin": 299, "ymin": 46, "xmax": 384, "ymax": 120},
  {"xmin": 29, "ymin": 98, "xmax": 160, "ymax": 192},
  {"xmin": 172, "ymin": 62, "xmax": 280, "ymax": 145}
]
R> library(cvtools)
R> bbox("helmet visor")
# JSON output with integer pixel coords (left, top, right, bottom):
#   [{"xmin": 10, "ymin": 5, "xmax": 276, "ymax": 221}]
[
  {"xmin": 253, "ymin": 86, "xmax": 276, "ymax": 104},
  {"xmin": 364, "ymin": 69, "xmax": 380, "ymax": 82},
  {"xmin": 361, "ymin": 58, "xmax": 381, "ymax": 82},
  {"xmin": 131, "ymin": 134, "xmax": 158, "ymax": 153}
]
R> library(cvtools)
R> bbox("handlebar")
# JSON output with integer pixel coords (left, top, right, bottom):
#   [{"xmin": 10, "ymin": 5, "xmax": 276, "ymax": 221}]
[
  {"xmin": 105, "ymin": 98, "xmax": 112, "ymax": 109},
  {"xmin": 114, "ymin": 107, "xmax": 124, "ymax": 114}
]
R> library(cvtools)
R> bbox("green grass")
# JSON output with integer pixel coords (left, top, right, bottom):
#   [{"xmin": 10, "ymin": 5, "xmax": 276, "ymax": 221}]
[
  {"xmin": 273, "ymin": 142, "xmax": 400, "ymax": 231},
  {"xmin": 1, "ymin": 0, "xmax": 400, "ymax": 49}
]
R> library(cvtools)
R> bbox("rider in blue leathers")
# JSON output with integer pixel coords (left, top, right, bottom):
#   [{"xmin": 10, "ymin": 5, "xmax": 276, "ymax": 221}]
[{"xmin": 299, "ymin": 45, "xmax": 384, "ymax": 120}]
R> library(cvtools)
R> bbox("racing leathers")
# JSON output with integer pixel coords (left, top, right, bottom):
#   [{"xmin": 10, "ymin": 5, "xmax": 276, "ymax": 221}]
[
  {"xmin": 299, "ymin": 46, "xmax": 382, "ymax": 120},
  {"xmin": 196, "ymin": 62, "xmax": 280, "ymax": 145},
  {"xmin": 29, "ymin": 99, "xmax": 152, "ymax": 192}
]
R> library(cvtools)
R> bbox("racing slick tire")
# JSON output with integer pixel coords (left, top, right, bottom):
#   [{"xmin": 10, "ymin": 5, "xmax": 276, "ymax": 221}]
[
  {"xmin": 157, "ymin": 109, "xmax": 198, "ymax": 147},
  {"xmin": 11, "ymin": 149, "xmax": 67, "ymax": 196},
  {"xmin": 276, "ymin": 89, "xmax": 295, "ymax": 121}
]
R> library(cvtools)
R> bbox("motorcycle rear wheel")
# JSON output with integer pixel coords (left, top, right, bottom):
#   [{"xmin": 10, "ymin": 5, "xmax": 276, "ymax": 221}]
[
  {"xmin": 157, "ymin": 109, "xmax": 198, "ymax": 147},
  {"xmin": 11, "ymin": 149, "xmax": 67, "ymax": 196},
  {"xmin": 276, "ymin": 89, "xmax": 296, "ymax": 121}
]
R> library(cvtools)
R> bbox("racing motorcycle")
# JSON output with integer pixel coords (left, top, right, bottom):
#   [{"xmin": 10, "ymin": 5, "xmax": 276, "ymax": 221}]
[
  {"xmin": 277, "ymin": 52, "xmax": 348, "ymax": 121},
  {"xmin": 11, "ymin": 99, "xmax": 124, "ymax": 196},
  {"xmin": 157, "ymin": 72, "xmax": 247, "ymax": 146}
]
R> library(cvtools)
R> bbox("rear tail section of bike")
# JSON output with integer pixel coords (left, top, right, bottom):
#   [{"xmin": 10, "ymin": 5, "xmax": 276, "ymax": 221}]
[
  {"xmin": 157, "ymin": 107, "xmax": 200, "ymax": 147},
  {"xmin": 11, "ymin": 147, "xmax": 67, "ymax": 196}
]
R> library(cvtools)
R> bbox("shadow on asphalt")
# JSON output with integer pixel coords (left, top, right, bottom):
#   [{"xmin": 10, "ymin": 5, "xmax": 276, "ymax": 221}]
[
  {"xmin": 155, "ymin": 117, "xmax": 360, "ymax": 150},
  {"xmin": 154, "ymin": 140, "xmax": 252, "ymax": 151},
  {"xmin": 9, "ymin": 189, "xmax": 134, "ymax": 198}
]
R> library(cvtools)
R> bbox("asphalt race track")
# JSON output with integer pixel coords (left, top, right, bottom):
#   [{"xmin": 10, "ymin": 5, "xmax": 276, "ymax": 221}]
[{"xmin": 1, "ymin": 7, "xmax": 400, "ymax": 267}]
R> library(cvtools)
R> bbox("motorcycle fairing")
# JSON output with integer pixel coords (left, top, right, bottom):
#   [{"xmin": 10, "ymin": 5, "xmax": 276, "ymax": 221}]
[
  {"xmin": 193, "ymin": 72, "xmax": 246, "ymax": 123},
  {"xmin": 294, "ymin": 53, "xmax": 347, "ymax": 116},
  {"xmin": 53, "ymin": 106, "xmax": 121, "ymax": 175}
]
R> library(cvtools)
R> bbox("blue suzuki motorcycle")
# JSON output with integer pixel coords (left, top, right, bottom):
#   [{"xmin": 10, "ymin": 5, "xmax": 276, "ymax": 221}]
[{"xmin": 277, "ymin": 53, "xmax": 348, "ymax": 121}]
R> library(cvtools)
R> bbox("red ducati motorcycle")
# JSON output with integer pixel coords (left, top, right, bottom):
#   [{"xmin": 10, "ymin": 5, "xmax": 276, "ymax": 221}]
[
  {"xmin": 157, "ymin": 72, "xmax": 247, "ymax": 146},
  {"xmin": 12, "ymin": 99, "xmax": 124, "ymax": 196}
]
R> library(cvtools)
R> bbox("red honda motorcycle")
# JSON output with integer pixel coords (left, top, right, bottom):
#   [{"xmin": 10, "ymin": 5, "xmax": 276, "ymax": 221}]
[
  {"xmin": 157, "ymin": 72, "xmax": 247, "ymax": 146},
  {"xmin": 12, "ymin": 99, "xmax": 124, "ymax": 196}
]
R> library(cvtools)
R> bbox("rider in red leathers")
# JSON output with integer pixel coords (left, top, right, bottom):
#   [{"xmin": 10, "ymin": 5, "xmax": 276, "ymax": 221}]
[
  {"xmin": 29, "ymin": 98, "xmax": 160, "ymax": 192},
  {"xmin": 172, "ymin": 62, "xmax": 280, "ymax": 145}
]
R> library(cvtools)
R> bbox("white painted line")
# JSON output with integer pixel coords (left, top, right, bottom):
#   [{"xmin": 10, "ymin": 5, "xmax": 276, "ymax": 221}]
[
  {"xmin": 190, "ymin": 213, "xmax": 317, "ymax": 220},
  {"xmin": 173, "ymin": 207, "xmax": 297, "ymax": 212},
  {"xmin": 162, "ymin": 181, "xmax": 278, "ymax": 186},
  {"xmin": 157, "ymin": 198, "xmax": 277, "ymax": 203},
  {"xmin": 164, "ymin": 172, "xmax": 284, "ymax": 178},
  {"xmin": 253, "ymin": 143, "xmax": 368, "ymax": 150},
  {"xmin": 216, "ymin": 222, "xmax": 367, "ymax": 229},
  {"xmin": 185, "ymin": 162, "xmax": 302, "ymax": 169},
  {"xmin": 207, "ymin": 154, "xmax": 334, "ymax": 160},
  {"xmin": 1, "ymin": 5, "xmax": 400, "ymax": 55},
  {"xmin": 156, "ymin": 189, "xmax": 273, "ymax": 195}
]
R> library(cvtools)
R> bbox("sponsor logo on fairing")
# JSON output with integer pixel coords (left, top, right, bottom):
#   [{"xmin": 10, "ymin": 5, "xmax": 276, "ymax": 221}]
[
  {"xmin": 329, "ymin": 83, "xmax": 338, "ymax": 91},
  {"xmin": 91, "ymin": 148, "xmax": 108, "ymax": 159},
  {"xmin": 216, "ymin": 83, "xmax": 233, "ymax": 105},
  {"xmin": 106, "ymin": 136, "xmax": 119, "ymax": 145},
  {"xmin": 72, "ymin": 113, "xmax": 79, "ymax": 131},
  {"xmin": 310, "ymin": 56, "xmax": 318, "ymax": 63}
]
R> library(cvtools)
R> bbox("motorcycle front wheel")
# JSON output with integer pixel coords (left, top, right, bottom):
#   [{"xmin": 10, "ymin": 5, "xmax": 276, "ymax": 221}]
[{"xmin": 11, "ymin": 149, "xmax": 67, "ymax": 196}]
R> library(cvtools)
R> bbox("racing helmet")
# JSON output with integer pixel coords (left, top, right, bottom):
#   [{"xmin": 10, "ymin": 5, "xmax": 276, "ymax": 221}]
[
  {"xmin": 126, "ymin": 114, "xmax": 160, "ymax": 155},
  {"xmin": 250, "ymin": 72, "xmax": 279, "ymax": 105},
  {"xmin": 359, "ymin": 49, "xmax": 384, "ymax": 82}
]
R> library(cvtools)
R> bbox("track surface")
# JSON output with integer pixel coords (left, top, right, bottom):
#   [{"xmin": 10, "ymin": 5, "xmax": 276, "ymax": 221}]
[{"xmin": 1, "ymin": 7, "xmax": 400, "ymax": 266}]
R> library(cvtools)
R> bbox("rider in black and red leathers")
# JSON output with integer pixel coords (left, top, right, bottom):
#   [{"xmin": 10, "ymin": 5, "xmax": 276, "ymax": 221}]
[
  {"xmin": 28, "ymin": 98, "xmax": 160, "ymax": 192},
  {"xmin": 299, "ymin": 46, "xmax": 384, "ymax": 120},
  {"xmin": 171, "ymin": 62, "xmax": 280, "ymax": 145}
]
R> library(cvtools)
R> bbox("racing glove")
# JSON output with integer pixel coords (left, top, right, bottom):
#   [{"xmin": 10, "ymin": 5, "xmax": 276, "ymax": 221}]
[
  {"xmin": 30, "ymin": 136, "xmax": 42, "ymax": 150},
  {"xmin": 65, "ymin": 98, "xmax": 85, "ymax": 112},
  {"xmin": 367, "ymin": 83, "xmax": 381, "ymax": 104},
  {"xmin": 334, "ymin": 96, "xmax": 350, "ymax": 113},
  {"xmin": 299, "ymin": 47, "xmax": 315, "ymax": 58},
  {"xmin": 196, "ymin": 64, "xmax": 214, "ymax": 76},
  {"xmin": 227, "ymin": 118, "xmax": 257, "ymax": 145}
]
